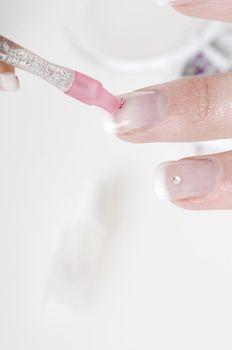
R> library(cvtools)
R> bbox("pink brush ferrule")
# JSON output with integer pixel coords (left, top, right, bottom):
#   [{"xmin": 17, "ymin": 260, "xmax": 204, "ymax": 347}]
[{"xmin": 65, "ymin": 72, "xmax": 121, "ymax": 114}]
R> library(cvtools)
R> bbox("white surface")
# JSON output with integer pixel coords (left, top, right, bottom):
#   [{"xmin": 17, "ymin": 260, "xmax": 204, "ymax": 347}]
[
  {"xmin": 68, "ymin": 0, "xmax": 203, "ymax": 59},
  {"xmin": 1, "ymin": 1, "xmax": 232, "ymax": 349}
]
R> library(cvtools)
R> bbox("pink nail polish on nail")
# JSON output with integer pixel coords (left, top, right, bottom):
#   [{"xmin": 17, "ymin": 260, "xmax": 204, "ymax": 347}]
[
  {"xmin": 154, "ymin": 159, "xmax": 221, "ymax": 201},
  {"xmin": 103, "ymin": 90, "xmax": 168, "ymax": 135}
]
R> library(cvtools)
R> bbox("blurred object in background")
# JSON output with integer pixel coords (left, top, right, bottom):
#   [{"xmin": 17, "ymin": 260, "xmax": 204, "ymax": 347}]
[
  {"xmin": 67, "ymin": 0, "xmax": 204, "ymax": 77},
  {"xmin": 181, "ymin": 24, "xmax": 232, "ymax": 154},
  {"xmin": 182, "ymin": 24, "xmax": 232, "ymax": 75},
  {"xmin": 44, "ymin": 174, "xmax": 126, "ymax": 311},
  {"xmin": 45, "ymin": 178, "xmax": 109, "ymax": 310}
]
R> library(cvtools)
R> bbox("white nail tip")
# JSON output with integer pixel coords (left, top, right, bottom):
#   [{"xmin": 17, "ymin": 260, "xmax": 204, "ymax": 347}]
[
  {"xmin": 156, "ymin": 0, "xmax": 170, "ymax": 6},
  {"xmin": 153, "ymin": 163, "xmax": 171, "ymax": 201},
  {"xmin": 0, "ymin": 73, "xmax": 20, "ymax": 91},
  {"xmin": 102, "ymin": 112, "xmax": 130, "ymax": 134}
]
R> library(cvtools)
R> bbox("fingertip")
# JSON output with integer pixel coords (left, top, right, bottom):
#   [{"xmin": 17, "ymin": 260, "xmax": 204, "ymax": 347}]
[
  {"xmin": 102, "ymin": 90, "xmax": 168, "ymax": 140},
  {"xmin": 0, "ymin": 72, "xmax": 20, "ymax": 92}
]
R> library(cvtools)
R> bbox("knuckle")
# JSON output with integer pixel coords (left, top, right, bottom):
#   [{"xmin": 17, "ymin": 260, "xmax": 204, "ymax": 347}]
[{"xmin": 190, "ymin": 76, "xmax": 215, "ymax": 122}]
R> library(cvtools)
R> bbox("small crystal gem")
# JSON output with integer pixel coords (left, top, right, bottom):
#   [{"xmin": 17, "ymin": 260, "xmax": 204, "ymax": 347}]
[{"xmin": 171, "ymin": 176, "xmax": 182, "ymax": 185}]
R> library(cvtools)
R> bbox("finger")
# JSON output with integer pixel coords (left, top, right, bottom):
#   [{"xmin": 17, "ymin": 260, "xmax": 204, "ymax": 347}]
[
  {"xmin": 0, "ymin": 62, "xmax": 19, "ymax": 92},
  {"xmin": 154, "ymin": 150, "xmax": 232, "ymax": 210},
  {"xmin": 158, "ymin": 0, "xmax": 232, "ymax": 22},
  {"xmin": 103, "ymin": 72, "xmax": 232, "ymax": 143}
]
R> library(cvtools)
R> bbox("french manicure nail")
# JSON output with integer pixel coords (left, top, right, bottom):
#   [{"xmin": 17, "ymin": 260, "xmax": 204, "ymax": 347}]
[
  {"xmin": 156, "ymin": 0, "xmax": 171, "ymax": 6},
  {"xmin": 154, "ymin": 159, "xmax": 221, "ymax": 201},
  {"xmin": 0, "ymin": 72, "xmax": 20, "ymax": 92},
  {"xmin": 156, "ymin": 0, "xmax": 187, "ymax": 6},
  {"xmin": 103, "ymin": 90, "xmax": 168, "ymax": 135}
]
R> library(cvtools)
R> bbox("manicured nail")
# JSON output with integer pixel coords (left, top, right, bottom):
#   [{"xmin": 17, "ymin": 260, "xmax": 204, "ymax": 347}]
[
  {"xmin": 156, "ymin": 0, "xmax": 171, "ymax": 6},
  {"xmin": 103, "ymin": 90, "xmax": 168, "ymax": 135},
  {"xmin": 0, "ymin": 72, "xmax": 20, "ymax": 92},
  {"xmin": 156, "ymin": 0, "xmax": 186, "ymax": 6},
  {"xmin": 154, "ymin": 159, "xmax": 221, "ymax": 201}
]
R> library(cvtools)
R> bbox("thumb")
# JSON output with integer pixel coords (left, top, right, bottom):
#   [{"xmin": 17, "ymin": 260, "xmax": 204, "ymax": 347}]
[{"xmin": 0, "ymin": 62, "xmax": 20, "ymax": 92}]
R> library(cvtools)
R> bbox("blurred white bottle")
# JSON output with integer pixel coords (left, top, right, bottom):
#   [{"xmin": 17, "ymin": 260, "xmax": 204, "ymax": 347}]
[{"xmin": 45, "ymin": 179, "xmax": 108, "ymax": 310}]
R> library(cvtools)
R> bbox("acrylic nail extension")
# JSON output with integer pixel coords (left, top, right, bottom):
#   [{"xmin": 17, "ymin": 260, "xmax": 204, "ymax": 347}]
[
  {"xmin": 156, "ymin": 0, "xmax": 189, "ymax": 6},
  {"xmin": 103, "ymin": 90, "xmax": 168, "ymax": 135},
  {"xmin": 154, "ymin": 159, "xmax": 221, "ymax": 201},
  {"xmin": 156, "ymin": 0, "xmax": 171, "ymax": 6},
  {"xmin": 0, "ymin": 72, "xmax": 19, "ymax": 91}
]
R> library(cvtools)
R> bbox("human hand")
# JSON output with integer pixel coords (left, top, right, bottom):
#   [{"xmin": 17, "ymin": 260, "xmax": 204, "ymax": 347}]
[
  {"xmin": 104, "ymin": 1, "xmax": 232, "ymax": 210},
  {"xmin": 0, "ymin": 62, "xmax": 19, "ymax": 91}
]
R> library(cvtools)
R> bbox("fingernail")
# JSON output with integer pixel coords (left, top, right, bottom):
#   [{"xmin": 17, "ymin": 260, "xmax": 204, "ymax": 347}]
[
  {"xmin": 0, "ymin": 72, "xmax": 20, "ymax": 92},
  {"xmin": 156, "ymin": 0, "xmax": 186, "ymax": 6},
  {"xmin": 156, "ymin": 0, "xmax": 171, "ymax": 6},
  {"xmin": 103, "ymin": 90, "xmax": 168, "ymax": 135},
  {"xmin": 154, "ymin": 159, "xmax": 221, "ymax": 201}
]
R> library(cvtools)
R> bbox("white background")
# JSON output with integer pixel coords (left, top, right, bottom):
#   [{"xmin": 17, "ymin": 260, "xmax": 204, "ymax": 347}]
[{"xmin": 1, "ymin": 1, "xmax": 232, "ymax": 349}]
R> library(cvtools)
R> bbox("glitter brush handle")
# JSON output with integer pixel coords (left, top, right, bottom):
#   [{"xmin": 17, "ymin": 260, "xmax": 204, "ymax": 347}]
[
  {"xmin": 0, "ymin": 35, "xmax": 121, "ymax": 113},
  {"xmin": 0, "ymin": 35, "xmax": 75, "ymax": 91}
]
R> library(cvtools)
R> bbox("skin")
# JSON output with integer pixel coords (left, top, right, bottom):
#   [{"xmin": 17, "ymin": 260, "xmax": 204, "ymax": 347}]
[
  {"xmin": 3, "ymin": 2, "xmax": 232, "ymax": 210},
  {"xmin": 0, "ymin": 62, "xmax": 15, "ymax": 74},
  {"xmin": 117, "ymin": 1, "xmax": 232, "ymax": 210},
  {"xmin": 174, "ymin": 0, "xmax": 232, "ymax": 22}
]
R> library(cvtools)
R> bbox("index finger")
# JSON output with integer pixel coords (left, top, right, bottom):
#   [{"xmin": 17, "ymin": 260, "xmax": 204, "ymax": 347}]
[
  {"xmin": 103, "ymin": 73, "xmax": 232, "ymax": 143},
  {"xmin": 158, "ymin": 0, "xmax": 232, "ymax": 22}
]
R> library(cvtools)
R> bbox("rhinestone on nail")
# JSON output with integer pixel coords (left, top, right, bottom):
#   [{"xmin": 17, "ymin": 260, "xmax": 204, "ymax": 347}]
[{"xmin": 171, "ymin": 176, "xmax": 182, "ymax": 185}]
